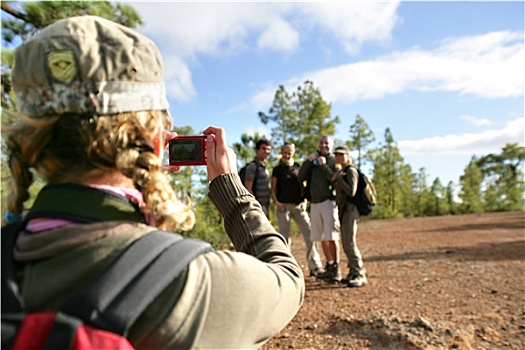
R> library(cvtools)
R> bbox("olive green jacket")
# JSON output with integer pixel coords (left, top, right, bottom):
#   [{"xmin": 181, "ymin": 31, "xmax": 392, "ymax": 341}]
[
  {"xmin": 298, "ymin": 153, "xmax": 337, "ymax": 203},
  {"xmin": 334, "ymin": 164, "xmax": 360, "ymax": 217}
]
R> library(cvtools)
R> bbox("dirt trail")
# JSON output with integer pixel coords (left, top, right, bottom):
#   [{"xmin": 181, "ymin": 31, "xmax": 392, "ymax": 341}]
[{"xmin": 262, "ymin": 211, "xmax": 525, "ymax": 350}]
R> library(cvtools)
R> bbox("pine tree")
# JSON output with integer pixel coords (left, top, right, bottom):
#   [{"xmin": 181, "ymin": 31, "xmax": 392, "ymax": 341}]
[
  {"xmin": 373, "ymin": 128, "xmax": 406, "ymax": 218},
  {"xmin": 258, "ymin": 80, "xmax": 339, "ymax": 161},
  {"xmin": 348, "ymin": 114, "xmax": 375, "ymax": 168},
  {"xmin": 459, "ymin": 157, "xmax": 484, "ymax": 213},
  {"xmin": 477, "ymin": 143, "xmax": 525, "ymax": 211}
]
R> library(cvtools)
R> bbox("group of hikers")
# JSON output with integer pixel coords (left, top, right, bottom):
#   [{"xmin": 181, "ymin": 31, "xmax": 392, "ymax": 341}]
[{"xmin": 242, "ymin": 136, "xmax": 368, "ymax": 288}]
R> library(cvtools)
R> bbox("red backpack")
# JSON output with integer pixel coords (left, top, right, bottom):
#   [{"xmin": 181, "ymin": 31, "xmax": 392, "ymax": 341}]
[{"xmin": 1, "ymin": 224, "xmax": 213, "ymax": 349}]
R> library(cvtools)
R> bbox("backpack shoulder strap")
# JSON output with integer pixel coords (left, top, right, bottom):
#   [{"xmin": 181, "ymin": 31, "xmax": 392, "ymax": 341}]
[
  {"xmin": 1, "ymin": 222, "xmax": 27, "ymax": 314},
  {"xmin": 253, "ymin": 160, "xmax": 259, "ymax": 179},
  {"xmin": 348, "ymin": 164, "xmax": 363, "ymax": 180},
  {"xmin": 353, "ymin": 165, "xmax": 366, "ymax": 185},
  {"xmin": 343, "ymin": 165, "xmax": 364, "ymax": 203},
  {"xmin": 244, "ymin": 161, "xmax": 259, "ymax": 195},
  {"xmin": 340, "ymin": 165, "xmax": 354, "ymax": 183},
  {"xmin": 60, "ymin": 230, "xmax": 213, "ymax": 336},
  {"xmin": 248, "ymin": 160, "xmax": 258, "ymax": 175},
  {"xmin": 2, "ymin": 224, "xmax": 213, "ymax": 341},
  {"xmin": 2, "ymin": 222, "xmax": 33, "ymax": 350}
]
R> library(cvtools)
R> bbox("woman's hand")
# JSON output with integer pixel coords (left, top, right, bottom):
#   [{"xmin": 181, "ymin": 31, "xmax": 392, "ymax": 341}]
[
  {"xmin": 202, "ymin": 126, "xmax": 237, "ymax": 182},
  {"xmin": 160, "ymin": 130, "xmax": 181, "ymax": 173}
]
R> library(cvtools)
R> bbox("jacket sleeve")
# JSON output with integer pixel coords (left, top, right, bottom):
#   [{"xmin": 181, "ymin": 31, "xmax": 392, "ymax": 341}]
[
  {"xmin": 140, "ymin": 173, "xmax": 305, "ymax": 350},
  {"xmin": 298, "ymin": 160, "xmax": 312, "ymax": 182},
  {"xmin": 337, "ymin": 167, "xmax": 358, "ymax": 198},
  {"xmin": 164, "ymin": 173, "xmax": 304, "ymax": 350},
  {"xmin": 207, "ymin": 173, "xmax": 293, "ymax": 256},
  {"xmin": 204, "ymin": 173, "xmax": 304, "ymax": 347},
  {"xmin": 319, "ymin": 162, "xmax": 335, "ymax": 182}
]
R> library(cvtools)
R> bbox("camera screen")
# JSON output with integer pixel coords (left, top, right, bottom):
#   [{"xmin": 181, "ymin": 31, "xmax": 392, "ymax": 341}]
[{"xmin": 170, "ymin": 140, "xmax": 203, "ymax": 162}]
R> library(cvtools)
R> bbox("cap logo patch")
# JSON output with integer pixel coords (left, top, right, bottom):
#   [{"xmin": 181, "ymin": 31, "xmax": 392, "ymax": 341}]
[{"xmin": 47, "ymin": 50, "xmax": 77, "ymax": 83}]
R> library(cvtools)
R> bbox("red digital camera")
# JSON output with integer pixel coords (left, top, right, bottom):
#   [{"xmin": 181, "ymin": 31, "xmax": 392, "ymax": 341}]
[{"xmin": 168, "ymin": 135, "xmax": 207, "ymax": 166}]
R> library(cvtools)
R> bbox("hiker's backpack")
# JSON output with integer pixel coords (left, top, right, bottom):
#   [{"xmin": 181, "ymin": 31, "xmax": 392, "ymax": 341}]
[
  {"xmin": 344, "ymin": 165, "xmax": 377, "ymax": 216},
  {"xmin": 239, "ymin": 161, "xmax": 258, "ymax": 195},
  {"xmin": 1, "ymin": 223, "xmax": 213, "ymax": 350}
]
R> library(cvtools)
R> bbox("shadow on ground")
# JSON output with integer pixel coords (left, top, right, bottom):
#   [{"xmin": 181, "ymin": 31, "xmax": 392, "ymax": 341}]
[{"xmin": 366, "ymin": 239, "xmax": 525, "ymax": 263}]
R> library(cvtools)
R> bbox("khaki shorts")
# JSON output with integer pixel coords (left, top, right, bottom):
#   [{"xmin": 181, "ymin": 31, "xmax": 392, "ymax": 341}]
[{"xmin": 310, "ymin": 199, "xmax": 340, "ymax": 241}]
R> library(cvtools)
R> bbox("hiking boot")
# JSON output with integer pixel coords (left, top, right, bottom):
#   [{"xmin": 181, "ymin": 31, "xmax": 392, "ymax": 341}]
[
  {"xmin": 341, "ymin": 272, "xmax": 353, "ymax": 285},
  {"xmin": 309, "ymin": 266, "xmax": 325, "ymax": 277},
  {"xmin": 318, "ymin": 263, "xmax": 342, "ymax": 283},
  {"xmin": 332, "ymin": 265, "xmax": 342, "ymax": 283},
  {"xmin": 346, "ymin": 274, "xmax": 368, "ymax": 288},
  {"xmin": 316, "ymin": 264, "xmax": 332, "ymax": 280}
]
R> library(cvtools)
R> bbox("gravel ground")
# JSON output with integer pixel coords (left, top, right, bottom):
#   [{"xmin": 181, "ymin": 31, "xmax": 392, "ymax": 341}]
[{"xmin": 261, "ymin": 211, "xmax": 525, "ymax": 350}]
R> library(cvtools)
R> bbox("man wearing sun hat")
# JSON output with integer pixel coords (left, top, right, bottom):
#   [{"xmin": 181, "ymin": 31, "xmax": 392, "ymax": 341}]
[{"xmin": 333, "ymin": 146, "xmax": 368, "ymax": 288}]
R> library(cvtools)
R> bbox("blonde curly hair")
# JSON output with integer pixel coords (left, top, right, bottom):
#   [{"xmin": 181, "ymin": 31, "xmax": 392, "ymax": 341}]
[{"xmin": 5, "ymin": 110, "xmax": 195, "ymax": 231}]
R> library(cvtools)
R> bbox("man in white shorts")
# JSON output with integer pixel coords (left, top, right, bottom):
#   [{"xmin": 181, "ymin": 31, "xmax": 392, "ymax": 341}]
[{"xmin": 298, "ymin": 135, "xmax": 341, "ymax": 283}]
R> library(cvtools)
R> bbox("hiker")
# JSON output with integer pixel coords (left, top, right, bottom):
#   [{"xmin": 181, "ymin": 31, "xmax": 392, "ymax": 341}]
[
  {"xmin": 271, "ymin": 142, "xmax": 325, "ymax": 277},
  {"xmin": 333, "ymin": 146, "xmax": 368, "ymax": 288},
  {"xmin": 298, "ymin": 135, "xmax": 342, "ymax": 283},
  {"xmin": 243, "ymin": 139, "xmax": 272, "ymax": 217},
  {"xmin": 2, "ymin": 15, "xmax": 304, "ymax": 349}
]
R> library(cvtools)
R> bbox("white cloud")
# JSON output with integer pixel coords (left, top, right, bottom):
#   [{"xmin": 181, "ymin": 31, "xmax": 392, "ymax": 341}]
[
  {"xmin": 460, "ymin": 115, "xmax": 492, "ymax": 127},
  {"xmin": 131, "ymin": 2, "xmax": 399, "ymax": 57},
  {"xmin": 245, "ymin": 126, "xmax": 271, "ymax": 139},
  {"xmin": 294, "ymin": 2, "xmax": 400, "ymax": 54},
  {"xmin": 257, "ymin": 18, "xmax": 299, "ymax": 53},
  {"xmin": 243, "ymin": 88, "xmax": 275, "ymax": 113},
  {"xmin": 250, "ymin": 30, "xmax": 524, "ymax": 108},
  {"xmin": 162, "ymin": 54, "xmax": 195, "ymax": 102},
  {"xmin": 125, "ymin": 3, "xmax": 521, "ymax": 109},
  {"xmin": 398, "ymin": 117, "xmax": 524, "ymax": 156},
  {"xmin": 126, "ymin": 1, "xmax": 400, "ymax": 101},
  {"xmin": 131, "ymin": 3, "xmax": 257, "ymax": 58}
]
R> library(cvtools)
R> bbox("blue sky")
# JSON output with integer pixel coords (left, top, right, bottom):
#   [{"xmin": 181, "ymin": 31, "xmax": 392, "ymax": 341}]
[
  {"xmin": 123, "ymin": 1, "xmax": 522, "ymax": 187},
  {"xmin": 16, "ymin": 1, "xmax": 525, "ymax": 186}
]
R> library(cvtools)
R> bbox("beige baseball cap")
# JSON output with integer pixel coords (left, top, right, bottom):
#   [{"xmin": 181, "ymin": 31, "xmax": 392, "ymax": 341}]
[
  {"xmin": 12, "ymin": 15, "xmax": 169, "ymax": 117},
  {"xmin": 334, "ymin": 146, "xmax": 350, "ymax": 155}
]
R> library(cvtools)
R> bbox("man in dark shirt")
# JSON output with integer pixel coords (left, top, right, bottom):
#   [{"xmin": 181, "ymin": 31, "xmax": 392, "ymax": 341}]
[
  {"xmin": 245, "ymin": 139, "xmax": 272, "ymax": 217},
  {"xmin": 271, "ymin": 143, "xmax": 324, "ymax": 277}
]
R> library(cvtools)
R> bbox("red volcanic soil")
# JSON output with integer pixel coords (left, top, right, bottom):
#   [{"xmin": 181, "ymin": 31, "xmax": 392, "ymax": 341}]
[{"xmin": 262, "ymin": 211, "xmax": 525, "ymax": 350}]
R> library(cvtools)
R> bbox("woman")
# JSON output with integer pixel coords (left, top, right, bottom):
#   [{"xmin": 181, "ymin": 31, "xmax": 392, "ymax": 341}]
[{"xmin": 3, "ymin": 15, "xmax": 304, "ymax": 349}]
